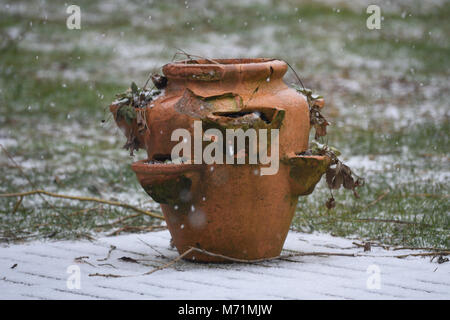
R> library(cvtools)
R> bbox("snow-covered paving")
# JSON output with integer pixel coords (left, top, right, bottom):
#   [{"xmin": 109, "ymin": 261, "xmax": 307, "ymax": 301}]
[{"xmin": 1, "ymin": 230, "xmax": 448, "ymax": 299}]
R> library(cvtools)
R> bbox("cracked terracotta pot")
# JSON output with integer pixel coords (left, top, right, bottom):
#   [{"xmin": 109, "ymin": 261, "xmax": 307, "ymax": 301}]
[{"xmin": 110, "ymin": 58, "xmax": 330, "ymax": 262}]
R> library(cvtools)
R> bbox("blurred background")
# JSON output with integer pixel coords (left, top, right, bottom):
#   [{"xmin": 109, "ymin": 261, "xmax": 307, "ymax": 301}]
[{"xmin": 0, "ymin": 0, "xmax": 448, "ymax": 248}]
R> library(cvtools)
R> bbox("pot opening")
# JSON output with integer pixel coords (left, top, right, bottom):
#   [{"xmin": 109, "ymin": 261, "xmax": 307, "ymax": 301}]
[
  {"xmin": 152, "ymin": 154, "xmax": 172, "ymax": 162},
  {"xmin": 147, "ymin": 154, "xmax": 191, "ymax": 165},
  {"xmin": 212, "ymin": 107, "xmax": 282, "ymax": 125},
  {"xmin": 212, "ymin": 110, "xmax": 271, "ymax": 124},
  {"xmin": 175, "ymin": 58, "xmax": 275, "ymax": 65},
  {"xmin": 162, "ymin": 58, "xmax": 287, "ymax": 81}
]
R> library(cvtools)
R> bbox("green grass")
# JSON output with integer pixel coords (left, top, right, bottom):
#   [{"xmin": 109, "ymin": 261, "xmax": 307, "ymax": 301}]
[
  {"xmin": 294, "ymin": 160, "xmax": 449, "ymax": 248},
  {"xmin": 0, "ymin": 0, "xmax": 448, "ymax": 248},
  {"xmin": 328, "ymin": 120, "xmax": 450, "ymax": 156}
]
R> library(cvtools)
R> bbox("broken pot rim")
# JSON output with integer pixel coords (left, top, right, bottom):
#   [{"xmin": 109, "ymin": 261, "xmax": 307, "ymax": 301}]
[{"xmin": 162, "ymin": 58, "xmax": 288, "ymax": 81}]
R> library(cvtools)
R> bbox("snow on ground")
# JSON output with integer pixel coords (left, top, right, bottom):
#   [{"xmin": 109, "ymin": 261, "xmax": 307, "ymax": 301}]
[{"xmin": 1, "ymin": 230, "xmax": 448, "ymax": 299}]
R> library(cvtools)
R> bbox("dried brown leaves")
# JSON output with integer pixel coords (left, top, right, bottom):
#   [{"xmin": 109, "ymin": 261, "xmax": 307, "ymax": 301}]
[
  {"xmin": 295, "ymin": 85, "xmax": 364, "ymax": 209},
  {"xmin": 326, "ymin": 162, "xmax": 364, "ymax": 198},
  {"xmin": 122, "ymin": 134, "xmax": 139, "ymax": 156},
  {"xmin": 310, "ymin": 105, "xmax": 330, "ymax": 139},
  {"xmin": 324, "ymin": 160, "xmax": 364, "ymax": 210},
  {"xmin": 296, "ymin": 87, "xmax": 329, "ymax": 140},
  {"xmin": 113, "ymin": 76, "xmax": 166, "ymax": 156},
  {"xmin": 302, "ymin": 140, "xmax": 364, "ymax": 210}
]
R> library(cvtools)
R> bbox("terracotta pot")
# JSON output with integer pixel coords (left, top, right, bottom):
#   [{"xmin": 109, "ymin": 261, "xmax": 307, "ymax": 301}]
[{"xmin": 110, "ymin": 58, "xmax": 330, "ymax": 262}]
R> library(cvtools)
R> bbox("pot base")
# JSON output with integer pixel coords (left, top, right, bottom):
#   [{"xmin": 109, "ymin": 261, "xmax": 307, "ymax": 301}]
[{"xmin": 157, "ymin": 164, "xmax": 298, "ymax": 263}]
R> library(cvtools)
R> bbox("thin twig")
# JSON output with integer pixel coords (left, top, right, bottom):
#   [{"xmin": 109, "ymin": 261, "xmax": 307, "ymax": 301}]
[
  {"xmin": 173, "ymin": 48, "xmax": 221, "ymax": 65},
  {"xmin": 89, "ymin": 272, "xmax": 123, "ymax": 278},
  {"xmin": 97, "ymin": 245, "xmax": 117, "ymax": 262},
  {"xmin": 282, "ymin": 59, "xmax": 306, "ymax": 90},
  {"xmin": 172, "ymin": 247, "xmax": 357, "ymax": 263},
  {"xmin": 395, "ymin": 251, "xmax": 450, "ymax": 259},
  {"xmin": 365, "ymin": 189, "xmax": 390, "ymax": 209},
  {"xmin": 11, "ymin": 196, "xmax": 23, "ymax": 214},
  {"xmin": 143, "ymin": 247, "xmax": 194, "ymax": 275},
  {"xmin": 74, "ymin": 256, "xmax": 96, "ymax": 268},
  {"xmin": 0, "ymin": 144, "xmax": 70, "ymax": 222},
  {"xmin": 68, "ymin": 205, "xmax": 102, "ymax": 217},
  {"xmin": 137, "ymin": 237, "xmax": 167, "ymax": 258},
  {"xmin": 392, "ymin": 246, "xmax": 450, "ymax": 251},
  {"xmin": 282, "ymin": 248, "xmax": 450, "ymax": 260},
  {"xmin": 0, "ymin": 189, "xmax": 164, "ymax": 220},
  {"xmin": 97, "ymin": 263, "xmax": 117, "ymax": 269},
  {"xmin": 190, "ymin": 247, "xmax": 280, "ymax": 263},
  {"xmin": 281, "ymin": 250, "xmax": 357, "ymax": 258},
  {"xmin": 88, "ymin": 245, "xmax": 449, "ymax": 279},
  {"xmin": 142, "ymin": 73, "xmax": 155, "ymax": 91},
  {"xmin": 95, "ymin": 212, "xmax": 143, "ymax": 228},
  {"xmin": 90, "ymin": 247, "xmax": 195, "ymax": 278}
]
